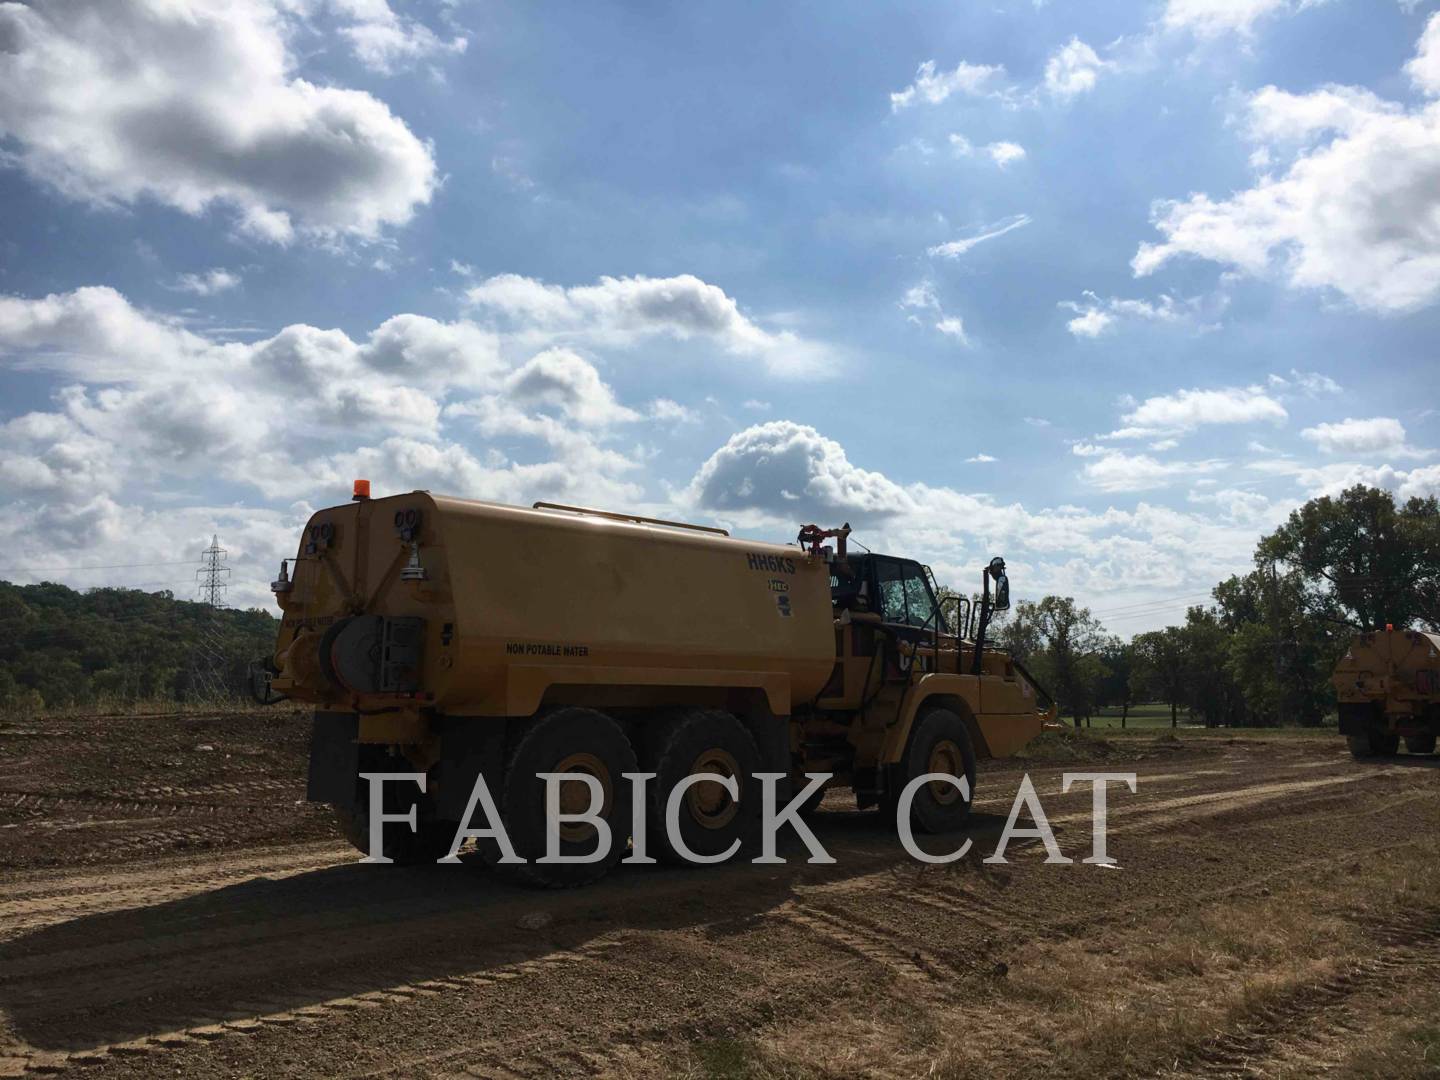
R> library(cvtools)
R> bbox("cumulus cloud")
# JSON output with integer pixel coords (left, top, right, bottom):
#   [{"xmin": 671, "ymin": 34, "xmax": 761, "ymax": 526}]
[
  {"xmin": 1161, "ymin": 0, "xmax": 1323, "ymax": 39},
  {"xmin": 0, "ymin": 0, "xmax": 437, "ymax": 244},
  {"xmin": 0, "ymin": 285, "xmax": 654, "ymax": 525},
  {"xmin": 890, "ymin": 59, "xmax": 1005, "ymax": 110},
  {"xmin": 1074, "ymin": 445, "xmax": 1224, "ymax": 492},
  {"xmin": 681, "ymin": 422, "xmax": 1283, "ymax": 623},
  {"xmin": 1044, "ymin": 38, "xmax": 1112, "ymax": 98},
  {"xmin": 465, "ymin": 273, "xmax": 829, "ymax": 376},
  {"xmin": 927, "ymin": 214, "xmax": 1032, "ymax": 259},
  {"xmin": 1299, "ymin": 416, "xmax": 1428, "ymax": 458},
  {"xmin": 686, "ymin": 422, "xmax": 912, "ymax": 522},
  {"xmin": 170, "ymin": 268, "xmax": 242, "ymax": 296},
  {"xmin": 1134, "ymin": 20, "xmax": 1440, "ymax": 313},
  {"xmin": 1109, "ymin": 386, "xmax": 1288, "ymax": 437}
]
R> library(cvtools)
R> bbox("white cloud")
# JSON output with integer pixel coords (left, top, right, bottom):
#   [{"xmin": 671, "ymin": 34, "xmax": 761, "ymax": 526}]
[
  {"xmin": 1409, "ymin": 13, "xmax": 1440, "ymax": 95},
  {"xmin": 501, "ymin": 348, "xmax": 638, "ymax": 427},
  {"xmin": 1044, "ymin": 38, "xmax": 1111, "ymax": 99},
  {"xmin": 465, "ymin": 273, "xmax": 829, "ymax": 377},
  {"xmin": 1267, "ymin": 369, "xmax": 1342, "ymax": 396},
  {"xmin": 899, "ymin": 282, "xmax": 971, "ymax": 345},
  {"xmin": 648, "ymin": 398, "xmax": 699, "ymax": 425},
  {"xmin": 170, "ymin": 268, "xmax": 242, "ymax": 297},
  {"xmin": 1060, "ymin": 291, "xmax": 1205, "ymax": 338},
  {"xmin": 686, "ymin": 422, "xmax": 912, "ymax": 522},
  {"xmin": 1112, "ymin": 386, "xmax": 1288, "ymax": 435},
  {"xmin": 681, "ymin": 422, "xmax": 1281, "ymax": 627},
  {"xmin": 1074, "ymin": 445, "xmax": 1224, "ymax": 492},
  {"xmin": 1134, "ymin": 22, "xmax": 1440, "ymax": 313},
  {"xmin": 1299, "ymin": 416, "xmax": 1428, "ymax": 457},
  {"xmin": 328, "ymin": 0, "xmax": 467, "ymax": 74},
  {"xmin": 949, "ymin": 135, "xmax": 1027, "ymax": 168},
  {"xmin": 966, "ymin": 453, "xmax": 997, "ymax": 463},
  {"xmin": 986, "ymin": 141, "xmax": 1027, "ymax": 167},
  {"xmin": 1161, "ymin": 0, "xmax": 1322, "ymax": 39},
  {"xmin": 742, "ymin": 399, "xmax": 771, "ymax": 411},
  {"xmin": 0, "ymin": 285, "xmax": 659, "ymax": 526},
  {"xmin": 927, "ymin": 214, "xmax": 1032, "ymax": 258},
  {"xmin": 0, "ymin": 0, "xmax": 437, "ymax": 244},
  {"xmin": 890, "ymin": 59, "xmax": 1005, "ymax": 110}
]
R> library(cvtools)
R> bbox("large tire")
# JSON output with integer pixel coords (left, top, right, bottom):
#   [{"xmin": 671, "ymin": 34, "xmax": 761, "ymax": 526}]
[
  {"xmin": 645, "ymin": 709, "xmax": 762, "ymax": 865},
  {"xmin": 1373, "ymin": 731, "xmax": 1401, "ymax": 756},
  {"xmin": 1347, "ymin": 735, "xmax": 1373, "ymax": 759},
  {"xmin": 891, "ymin": 708, "xmax": 977, "ymax": 835},
  {"xmin": 492, "ymin": 707, "xmax": 637, "ymax": 888},
  {"xmin": 334, "ymin": 782, "xmax": 454, "ymax": 865},
  {"xmin": 1404, "ymin": 734, "xmax": 1437, "ymax": 755}
]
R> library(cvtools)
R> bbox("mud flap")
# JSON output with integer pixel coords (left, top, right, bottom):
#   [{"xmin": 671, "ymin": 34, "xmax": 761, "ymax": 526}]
[
  {"xmin": 432, "ymin": 717, "xmax": 506, "ymax": 823},
  {"xmin": 306, "ymin": 711, "xmax": 359, "ymax": 804}
]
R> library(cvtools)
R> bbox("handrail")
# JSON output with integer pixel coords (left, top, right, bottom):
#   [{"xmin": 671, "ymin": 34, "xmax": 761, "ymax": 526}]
[
  {"xmin": 1009, "ymin": 655, "xmax": 1056, "ymax": 709},
  {"xmin": 531, "ymin": 502, "xmax": 730, "ymax": 536}
]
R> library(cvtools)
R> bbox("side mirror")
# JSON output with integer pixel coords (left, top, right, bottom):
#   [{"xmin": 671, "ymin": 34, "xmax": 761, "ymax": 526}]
[{"xmin": 992, "ymin": 572, "xmax": 1010, "ymax": 611}]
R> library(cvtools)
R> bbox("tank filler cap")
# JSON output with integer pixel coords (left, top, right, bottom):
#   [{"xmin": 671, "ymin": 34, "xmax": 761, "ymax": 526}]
[{"xmin": 270, "ymin": 559, "xmax": 293, "ymax": 594}]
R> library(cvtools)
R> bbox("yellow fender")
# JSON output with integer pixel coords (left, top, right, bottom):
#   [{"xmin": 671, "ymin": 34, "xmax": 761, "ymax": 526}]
[{"xmin": 881, "ymin": 672, "xmax": 1046, "ymax": 764}]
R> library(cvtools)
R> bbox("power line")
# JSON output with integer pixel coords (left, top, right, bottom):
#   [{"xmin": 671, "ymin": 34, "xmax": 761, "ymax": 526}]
[
  {"xmin": 1089, "ymin": 589, "xmax": 1217, "ymax": 617},
  {"xmin": 0, "ymin": 560, "xmax": 196, "ymax": 574}
]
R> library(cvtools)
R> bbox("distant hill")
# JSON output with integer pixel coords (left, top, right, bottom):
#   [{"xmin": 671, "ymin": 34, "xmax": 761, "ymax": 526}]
[{"xmin": 0, "ymin": 580, "xmax": 278, "ymax": 711}]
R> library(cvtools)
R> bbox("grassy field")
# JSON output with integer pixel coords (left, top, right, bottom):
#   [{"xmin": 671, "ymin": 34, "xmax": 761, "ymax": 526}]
[{"xmin": 1076, "ymin": 703, "xmax": 1337, "ymax": 733}]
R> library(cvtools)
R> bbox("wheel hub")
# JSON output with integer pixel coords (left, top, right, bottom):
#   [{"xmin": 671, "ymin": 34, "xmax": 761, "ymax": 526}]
[
  {"xmin": 686, "ymin": 748, "xmax": 741, "ymax": 830},
  {"xmin": 927, "ymin": 739, "xmax": 964, "ymax": 806},
  {"xmin": 550, "ymin": 752, "xmax": 613, "ymax": 843}
]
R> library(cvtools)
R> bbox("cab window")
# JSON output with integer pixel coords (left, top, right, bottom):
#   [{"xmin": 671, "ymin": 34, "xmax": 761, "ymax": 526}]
[{"xmin": 875, "ymin": 557, "xmax": 945, "ymax": 630}]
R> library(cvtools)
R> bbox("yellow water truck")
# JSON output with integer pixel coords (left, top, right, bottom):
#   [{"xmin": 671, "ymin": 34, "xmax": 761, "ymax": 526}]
[
  {"xmin": 1334, "ymin": 626, "xmax": 1440, "ymax": 757},
  {"xmin": 266, "ymin": 486, "xmax": 1051, "ymax": 884}
]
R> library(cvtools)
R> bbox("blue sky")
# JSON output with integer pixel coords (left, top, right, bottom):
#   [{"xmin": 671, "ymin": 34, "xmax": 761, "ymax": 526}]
[{"xmin": 1, "ymin": 0, "xmax": 1438, "ymax": 633}]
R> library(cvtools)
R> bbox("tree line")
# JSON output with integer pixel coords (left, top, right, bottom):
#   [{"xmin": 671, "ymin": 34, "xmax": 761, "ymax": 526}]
[
  {"xmin": 0, "ymin": 581, "xmax": 278, "ymax": 712},
  {"xmin": 985, "ymin": 486, "xmax": 1440, "ymax": 728}
]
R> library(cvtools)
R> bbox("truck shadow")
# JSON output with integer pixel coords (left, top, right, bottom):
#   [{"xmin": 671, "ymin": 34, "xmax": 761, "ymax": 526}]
[{"xmin": 0, "ymin": 807, "xmax": 1036, "ymax": 1052}]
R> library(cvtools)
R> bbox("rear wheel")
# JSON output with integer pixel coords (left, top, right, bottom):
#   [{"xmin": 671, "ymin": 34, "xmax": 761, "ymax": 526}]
[
  {"xmin": 1347, "ymin": 735, "xmax": 1373, "ymax": 759},
  {"xmin": 1404, "ymin": 734, "xmax": 1437, "ymax": 755},
  {"xmin": 890, "ymin": 708, "xmax": 977, "ymax": 835},
  {"xmin": 646, "ymin": 710, "xmax": 762, "ymax": 865},
  {"xmin": 333, "ymin": 777, "xmax": 454, "ymax": 864},
  {"xmin": 491, "ymin": 707, "xmax": 637, "ymax": 888},
  {"xmin": 1373, "ymin": 731, "xmax": 1401, "ymax": 756}
]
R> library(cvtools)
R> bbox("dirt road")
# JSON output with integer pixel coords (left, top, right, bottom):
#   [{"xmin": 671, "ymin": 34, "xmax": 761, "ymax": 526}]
[{"xmin": 1, "ymin": 712, "xmax": 1437, "ymax": 1078}]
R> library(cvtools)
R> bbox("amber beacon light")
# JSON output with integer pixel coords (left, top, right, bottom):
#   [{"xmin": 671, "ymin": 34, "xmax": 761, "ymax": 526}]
[{"xmin": 352, "ymin": 479, "xmax": 371, "ymax": 501}]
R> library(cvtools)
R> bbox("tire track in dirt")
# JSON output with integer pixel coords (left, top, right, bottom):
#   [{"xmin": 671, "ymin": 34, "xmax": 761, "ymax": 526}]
[
  {"xmin": 1162, "ymin": 912, "xmax": 1440, "ymax": 1079},
  {"xmin": 0, "ymin": 937, "xmax": 628, "ymax": 1076}
]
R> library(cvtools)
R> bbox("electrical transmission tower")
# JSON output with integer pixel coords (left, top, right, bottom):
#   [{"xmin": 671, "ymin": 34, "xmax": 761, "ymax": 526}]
[
  {"xmin": 196, "ymin": 534, "xmax": 230, "ymax": 608},
  {"xmin": 188, "ymin": 535, "xmax": 232, "ymax": 701}
]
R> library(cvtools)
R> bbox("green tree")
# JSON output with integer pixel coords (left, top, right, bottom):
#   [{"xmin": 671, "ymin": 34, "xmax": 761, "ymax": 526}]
[
  {"xmin": 1097, "ymin": 636, "xmax": 1138, "ymax": 728},
  {"xmin": 1133, "ymin": 626, "xmax": 1188, "ymax": 728},
  {"xmin": 1258, "ymin": 486, "xmax": 1440, "ymax": 632},
  {"xmin": 1002, "ymin": 596, "xmax": 1108, "ymax": 727}
]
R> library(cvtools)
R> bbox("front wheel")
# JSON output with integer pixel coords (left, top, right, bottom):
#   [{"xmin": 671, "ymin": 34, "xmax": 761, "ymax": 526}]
[
  {"xmin": 1373, "ymin": 731, "xmax": 1401, "ymax": 756},
  {"xmin": 889, "ymin": 708, "xmax": 977, "ymax": 834},
  {"xmin": 1347, "ymin": 734, "xmax": 1373, "ymax": 759},
  {"xmin": 1404, "ymin": 734, "xmax": 1437, "ymax": 755}
]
